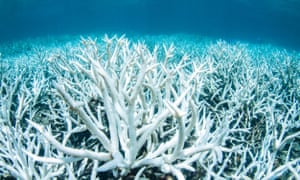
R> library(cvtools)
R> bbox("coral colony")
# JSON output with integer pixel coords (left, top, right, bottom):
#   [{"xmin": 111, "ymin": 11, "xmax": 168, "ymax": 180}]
[{"xmin": 0, "ymin": 34, "xmax": 299, "ymax": 179}]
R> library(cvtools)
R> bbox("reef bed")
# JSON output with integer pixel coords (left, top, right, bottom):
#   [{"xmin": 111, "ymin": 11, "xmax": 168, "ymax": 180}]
[{"xmin": 0, "ymin": 33, "xmax": 299, "ymax": 179}]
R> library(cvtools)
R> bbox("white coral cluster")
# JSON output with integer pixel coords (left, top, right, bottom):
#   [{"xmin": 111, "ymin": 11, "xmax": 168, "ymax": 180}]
[{"xmin": 0, "ymin": 34, "xmax": 299, "ymax": 179}]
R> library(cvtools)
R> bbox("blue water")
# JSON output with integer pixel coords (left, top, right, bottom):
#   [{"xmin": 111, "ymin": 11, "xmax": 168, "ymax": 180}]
[{"xmin": 1, "ymin": 0, "xmax": 300, "ymax": 50}]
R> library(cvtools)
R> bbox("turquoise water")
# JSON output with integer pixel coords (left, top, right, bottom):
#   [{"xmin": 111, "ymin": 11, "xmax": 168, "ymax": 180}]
[{"xmin": 1, "ymin": 0, "xmax": 300, "ymax": 50}]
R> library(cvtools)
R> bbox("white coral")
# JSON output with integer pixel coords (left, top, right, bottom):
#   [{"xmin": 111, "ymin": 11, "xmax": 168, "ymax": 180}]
[{"xmin": 0, "ymin": 34, "xmax": 299, "ymax": 179}]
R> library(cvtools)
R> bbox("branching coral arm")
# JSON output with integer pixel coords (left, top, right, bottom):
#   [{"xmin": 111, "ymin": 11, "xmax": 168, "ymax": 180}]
[
  {"xmin": 24, "ymin": 150, "xmax": 80, "ymax": 164},
  {"xmin": 29, "ymin": 120, "xmax": 111, "ymax": 162},
  {"xmin": 164, "ymin": 100, "xmax": 186, "ymax": 161},
  {"xmin": 54, "ymin": 82, "xmax": 112, "ymax": 152}
]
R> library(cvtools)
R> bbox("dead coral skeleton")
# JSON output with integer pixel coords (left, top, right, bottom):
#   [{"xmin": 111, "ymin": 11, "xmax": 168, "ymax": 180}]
[{"xmin": 0, "ymin": 35, "xmax": 299, "ymax": 179}]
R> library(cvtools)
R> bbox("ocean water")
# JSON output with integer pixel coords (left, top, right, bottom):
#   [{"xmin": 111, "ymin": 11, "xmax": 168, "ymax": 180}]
[{"xmin": 1, "ymin": 0, "xmax": 300, "ymax": 50}]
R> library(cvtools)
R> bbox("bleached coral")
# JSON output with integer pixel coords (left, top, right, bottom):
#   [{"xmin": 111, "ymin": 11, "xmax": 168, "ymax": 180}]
[{"xmin": 0, "ymin": 34, "xmax": 299, "ymax": 179}]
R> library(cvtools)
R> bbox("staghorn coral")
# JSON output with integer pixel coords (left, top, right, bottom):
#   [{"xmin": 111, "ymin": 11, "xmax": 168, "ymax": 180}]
[{"xmin": 0, "ymin": 34, "xmax": 299, "ymax": 179}]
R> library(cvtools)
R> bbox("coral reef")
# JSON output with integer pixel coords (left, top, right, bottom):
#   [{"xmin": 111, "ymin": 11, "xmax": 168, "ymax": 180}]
[{"xmin": 0, "ymin": 34, "xmax": 299, "ymax": 179}]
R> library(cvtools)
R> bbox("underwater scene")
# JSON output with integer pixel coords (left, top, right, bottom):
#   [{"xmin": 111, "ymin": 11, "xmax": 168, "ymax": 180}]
[{"xmin": 0, "ymin": 0, "xmax": 299, "ymax": 179}]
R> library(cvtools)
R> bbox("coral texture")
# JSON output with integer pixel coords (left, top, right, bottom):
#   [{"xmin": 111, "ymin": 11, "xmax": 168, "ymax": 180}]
[{"xmin": 0, "ymin": 35, "xmax": 299, "ymax": 179}]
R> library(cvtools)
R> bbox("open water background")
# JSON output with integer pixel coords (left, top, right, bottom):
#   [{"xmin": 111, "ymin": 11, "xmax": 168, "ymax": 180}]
[{"xmin": 0, "ymin": 0, "xmax": 300, "ymax": 50}]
